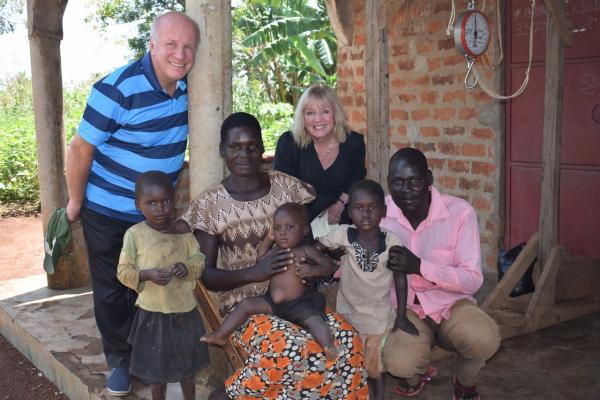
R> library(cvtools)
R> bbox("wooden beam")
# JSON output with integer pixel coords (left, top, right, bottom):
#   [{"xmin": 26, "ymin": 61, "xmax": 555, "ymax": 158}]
[
  {"xmin": 543, "ymin": 0, "xmax": 572, "ymax": 46},
  {"xmin": 483, "ymin": 233, "xmax": 539, "ymax": 311},
  {"xmin": 538, "ymin": 1, "xmax": 565, "ymax": 271},
  {"xmin": 524, "ymin": 245, "xmax": 564, "ymax": 332},
  {"xmin": 537, "ymin": 299, "xmax": 600, "ymax": 330},
  {"xmin": 365, "ymin": 0, "xmax": 390, "ymax": 188},
  {"xmin": 498, "ymin": 298, "xmax": 600, "ymax": 340},
  {"xmin": 324, "ymin": 0, "xmax": 353, "ymax": 46}
]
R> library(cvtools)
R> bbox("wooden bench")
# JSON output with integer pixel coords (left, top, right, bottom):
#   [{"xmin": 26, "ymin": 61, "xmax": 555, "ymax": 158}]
[{"xmin": 194, "ymin": 280, "xmax": 247, "ymax": 370}]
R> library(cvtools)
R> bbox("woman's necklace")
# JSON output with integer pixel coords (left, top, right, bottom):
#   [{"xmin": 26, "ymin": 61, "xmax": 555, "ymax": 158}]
[{"xmin": 314, "ymin": 136, "xmax": 336, "ymax": 157}]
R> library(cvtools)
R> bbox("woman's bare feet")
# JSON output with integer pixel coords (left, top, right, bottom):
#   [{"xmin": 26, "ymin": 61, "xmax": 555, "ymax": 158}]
[{"xmin": 200, "ymin": 331, "xmax": 228, "ymax": 346}]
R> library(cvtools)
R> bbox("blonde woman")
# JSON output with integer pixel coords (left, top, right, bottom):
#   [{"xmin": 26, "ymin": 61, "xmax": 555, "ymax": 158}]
[{"xmin": 274, "ymin": 84, "xmax": 367, "ymax": 235}]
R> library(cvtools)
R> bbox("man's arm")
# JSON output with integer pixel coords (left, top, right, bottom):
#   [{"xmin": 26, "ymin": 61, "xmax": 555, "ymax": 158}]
[{"xmin": 65, "ymin": 133, "xmax": 95, "ymax": 222}]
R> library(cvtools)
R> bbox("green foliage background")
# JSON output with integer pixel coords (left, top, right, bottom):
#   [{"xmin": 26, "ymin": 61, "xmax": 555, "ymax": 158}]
[
  {"xmin": 0, "ymin": 74, "xmax": 90, "ymax": 205},
  {"xmin": 1, "ymin": 0, "xmax": 336, "ymax": 207}
]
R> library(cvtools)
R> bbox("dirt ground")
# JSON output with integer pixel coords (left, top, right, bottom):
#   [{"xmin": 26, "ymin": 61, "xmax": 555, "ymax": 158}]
[
  {"xmin": 0, "ymin": 216, "xmax": 46, "ymax": 281},
  {"xmin": 0, "ymin": 216, "xmax": 68, "ymax": 399}
]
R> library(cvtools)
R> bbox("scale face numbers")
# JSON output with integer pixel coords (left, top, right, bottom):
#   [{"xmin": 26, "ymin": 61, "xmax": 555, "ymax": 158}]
[{"xmin": 454, "ymin": 10, "xmax": 490, "ymax": 58}]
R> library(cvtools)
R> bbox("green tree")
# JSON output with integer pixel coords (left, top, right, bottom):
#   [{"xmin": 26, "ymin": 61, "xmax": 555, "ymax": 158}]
[
  {"xmin": 90, "ymin": 0, "xmax": 335, "ymax": 104},
  {"xmin": 89, "ymin": 0, "xmax": 184, "ymax": 59},
  {"xmin": 234, "ymin": 0, "xmax": 336, "ymax": 104},
  {"xmin": 0, "ymin": 0, "xmax": 24, "ymax": 34}
]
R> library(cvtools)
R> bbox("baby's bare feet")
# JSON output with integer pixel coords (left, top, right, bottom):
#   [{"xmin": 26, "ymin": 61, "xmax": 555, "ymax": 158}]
[{"xmin": 200, "ymin": 332, "xmax": 227, "ymax": 346}]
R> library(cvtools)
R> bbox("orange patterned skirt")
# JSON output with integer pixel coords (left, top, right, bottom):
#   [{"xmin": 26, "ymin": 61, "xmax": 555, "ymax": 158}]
[{"xmin": 225, "ymin": 310, "xmax": 368, "ymax": 399}]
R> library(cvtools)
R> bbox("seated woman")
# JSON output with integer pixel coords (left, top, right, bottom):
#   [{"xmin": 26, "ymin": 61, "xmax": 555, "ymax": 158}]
[
  {"xmin": 174, "ymin": 112, "xmax": 368, "ymax": 399},
  {"xmin": 273, "ymin": 84, "xmax": 367, "ymax": 236}
]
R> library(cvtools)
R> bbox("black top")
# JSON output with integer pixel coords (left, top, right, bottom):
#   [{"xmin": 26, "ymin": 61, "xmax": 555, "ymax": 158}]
[{"xmin": 273, "ymin": 130, "xmax": 367, "ymax": 223}]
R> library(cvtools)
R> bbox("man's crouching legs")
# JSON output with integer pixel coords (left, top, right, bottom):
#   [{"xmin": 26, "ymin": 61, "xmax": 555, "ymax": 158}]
[
  {"xmin": 437, "ymin": 300, "xmax": 501, "ymax": 388},
  {"xmin": 381, "ymin": 309, "xmax": 433, "ymax": 387}
]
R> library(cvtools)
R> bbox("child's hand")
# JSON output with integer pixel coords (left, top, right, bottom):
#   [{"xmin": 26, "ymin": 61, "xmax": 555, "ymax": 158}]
[
  {"xmin": 325, "ymin": 246, "xmax": 347, "ymax": 261},
  {"xmin": 295, "ymin": 259, "xmax": 317, "ymax": 282},
  {"xmin": 172, "ymin": 262, "xmax": 189, "ymax": 278},
  {"xmin": 142, "ymin": 268, "xmax": 172, "ymax": 286},
  {"xmin": 315, "ymin": 242, "xmax": 347, "ymax": 261},
  {"xmin": 388, "ymin": 245, "xmax": 421, "ymax": 275},
  {"xmin": 393, "ymin": 314, "xmax": 419, "ymax": 336}
]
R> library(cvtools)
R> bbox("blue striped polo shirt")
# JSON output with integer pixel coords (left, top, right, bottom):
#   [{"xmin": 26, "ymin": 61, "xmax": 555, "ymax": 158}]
[{"xmin": 78, "ymin": 53, "xmax": 188, "ymax": 223}]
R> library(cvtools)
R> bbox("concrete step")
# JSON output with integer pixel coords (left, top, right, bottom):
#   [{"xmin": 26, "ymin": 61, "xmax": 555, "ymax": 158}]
[{"xmin": 0, "ymin": 274, "xmax": 212, "ymax": 400}]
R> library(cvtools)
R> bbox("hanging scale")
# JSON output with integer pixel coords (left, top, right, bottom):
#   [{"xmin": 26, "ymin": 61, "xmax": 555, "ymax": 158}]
[{"xmin": 453, "ymin": 0, "xmax": 491, "ymax": 89}]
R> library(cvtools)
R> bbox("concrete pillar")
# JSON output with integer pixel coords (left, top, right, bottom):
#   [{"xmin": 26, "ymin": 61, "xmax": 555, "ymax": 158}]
[
  {"xmin": 186, "ymin": 1, "xmax": 232, "ymax": 198},
  {"xmin": 186, "ymin": 0, "xmax": 233, "ymax": 385},
  {"xmin": 27, "ymin": 0, "xmax": 89, "ymax": 289}
]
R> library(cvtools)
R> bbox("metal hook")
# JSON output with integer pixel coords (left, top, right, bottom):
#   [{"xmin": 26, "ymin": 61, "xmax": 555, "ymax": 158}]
[{"xmin": 464, "ymin": 58, "xmax": 478, "ymax": 89}]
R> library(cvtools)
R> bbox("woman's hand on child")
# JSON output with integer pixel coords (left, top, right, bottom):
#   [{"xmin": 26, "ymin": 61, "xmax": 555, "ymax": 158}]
[
  {"xmin": 388, "ymin": 245, "xmax": 421, "ymax": 275},
  {"xmin": 393, "ymin": 315, "xmax": 419, "ymax": 336},
  {"xmin": 140, "ymin": 268, "xmax": 173, "ymax": 285},
  {"xmin": 251, "ymin": 247, "xmax": 294, "ymax": 282},
  {"xmin": 172, "ymin": 262, "xmax": 189, "ymax": 278}
]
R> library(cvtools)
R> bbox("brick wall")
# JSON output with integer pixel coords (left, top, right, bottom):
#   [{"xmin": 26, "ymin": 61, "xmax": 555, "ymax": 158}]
[{"xmin": 336, "ymin": 0, "xmax": 504, "ymax": 269}]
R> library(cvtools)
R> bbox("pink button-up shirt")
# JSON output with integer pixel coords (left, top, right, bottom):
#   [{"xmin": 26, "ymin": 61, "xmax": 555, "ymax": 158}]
[{"xmin": 380, "ymin": 186, "xmax": 483, "ymax": 323}]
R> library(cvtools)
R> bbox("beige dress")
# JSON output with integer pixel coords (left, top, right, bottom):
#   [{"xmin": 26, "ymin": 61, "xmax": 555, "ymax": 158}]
[
  {"xmin": 180, "ymin": 170, "xmax": 315, "ymax": 315},
  {"xmin": 179, "ymin": 171, "xmax": 369, "ymax": 399},
  {"xmin": 319, "ymin": 225, "xmax": 403, "ymax": 377}
]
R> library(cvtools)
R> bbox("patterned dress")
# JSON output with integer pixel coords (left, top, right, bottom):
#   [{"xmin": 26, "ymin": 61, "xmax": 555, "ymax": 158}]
[{"xmin": 181, "ymin": 171, "xmax": 368, "ymax": 399}]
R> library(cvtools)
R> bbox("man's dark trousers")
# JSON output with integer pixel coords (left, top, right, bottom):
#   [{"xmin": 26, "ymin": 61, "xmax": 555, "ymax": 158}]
[{"xmin": 81, "ymin": 207, "xmax": 138, "ymax": 369}]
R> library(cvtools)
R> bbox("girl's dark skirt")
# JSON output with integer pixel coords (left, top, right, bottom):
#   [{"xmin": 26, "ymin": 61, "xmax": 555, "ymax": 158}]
[{"xmin": 128, "ymin": 308, "xmax": 209, "ymax": 384}]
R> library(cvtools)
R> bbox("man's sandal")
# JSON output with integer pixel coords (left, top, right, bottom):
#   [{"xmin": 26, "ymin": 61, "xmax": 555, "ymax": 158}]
[
  {"xmin": 452, "ymin": 376, "xmax": 480, "ymax": 400},
  {"xmin": 394, "ymin": 365, "xmax": 438, "ymax": 397}
]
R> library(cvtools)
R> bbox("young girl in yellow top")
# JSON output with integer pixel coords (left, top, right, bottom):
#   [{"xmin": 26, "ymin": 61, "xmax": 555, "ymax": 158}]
[{"xmin": 117, "ymin": 171, "xmax": 209, "ymax": 400}]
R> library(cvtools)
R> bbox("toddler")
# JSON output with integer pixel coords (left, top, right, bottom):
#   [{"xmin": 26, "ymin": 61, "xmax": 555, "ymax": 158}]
[
  {"xmin": 200, "ymin": 202, "xmax": 339, "ymax": 360},
  {"xmin": 317, "ymin": 179, "xmax": 418, "ymax": 400}
]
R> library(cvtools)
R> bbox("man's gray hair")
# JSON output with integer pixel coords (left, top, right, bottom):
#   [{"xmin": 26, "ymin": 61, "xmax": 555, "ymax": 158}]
[{"xmin": 149, "ymin": 11, "xmax": 200, "ymax": 44}]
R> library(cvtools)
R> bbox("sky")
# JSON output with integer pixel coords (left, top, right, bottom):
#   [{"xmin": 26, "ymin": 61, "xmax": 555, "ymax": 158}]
[{"xmin": 0, "ymin": 1, "xmax": 135, "ymax": 86}]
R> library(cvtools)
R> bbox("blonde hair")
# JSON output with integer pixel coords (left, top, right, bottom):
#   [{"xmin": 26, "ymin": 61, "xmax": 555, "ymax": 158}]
[{"xmin": 291, "ymin": 84, "xmax": 349, "ymax": 148}]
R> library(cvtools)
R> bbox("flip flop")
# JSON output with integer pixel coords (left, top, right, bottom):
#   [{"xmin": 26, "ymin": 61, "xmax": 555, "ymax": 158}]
[
  {"xmin": 422, "ymin": 365, "xmax": 438, "ymax": 382},
  {"xmin": 394, "ymin": 365, "xmax": 438, "ymax": 397}
]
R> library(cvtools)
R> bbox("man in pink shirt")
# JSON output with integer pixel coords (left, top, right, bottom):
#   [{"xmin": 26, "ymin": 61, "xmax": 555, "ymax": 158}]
[{"xmin": 379, "ymin": 148, "xmax": 500, "ymax": 400}]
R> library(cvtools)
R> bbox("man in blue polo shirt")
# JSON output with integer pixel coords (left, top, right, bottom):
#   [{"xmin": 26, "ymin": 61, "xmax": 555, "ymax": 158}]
[{"xmin": 65, "ymin": 11, "xmax": 199, "ymax": 396}]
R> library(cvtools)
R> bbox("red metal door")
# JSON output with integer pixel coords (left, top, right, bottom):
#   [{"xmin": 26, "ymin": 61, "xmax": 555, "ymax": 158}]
[{"xmin": 506, "ymin": 0, "xmax": 600, "ymax": 258}]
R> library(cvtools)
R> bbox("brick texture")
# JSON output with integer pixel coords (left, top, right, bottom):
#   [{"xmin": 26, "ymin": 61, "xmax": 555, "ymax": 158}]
[{"xmin": 335, "ymin": 0, "xmax": 503, "ymax": 269}]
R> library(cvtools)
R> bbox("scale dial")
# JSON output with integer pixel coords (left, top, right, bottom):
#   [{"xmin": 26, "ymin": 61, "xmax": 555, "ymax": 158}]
[{"xmin": 454, "ymin": 10, "xmax": 491, "ymax": 58}]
